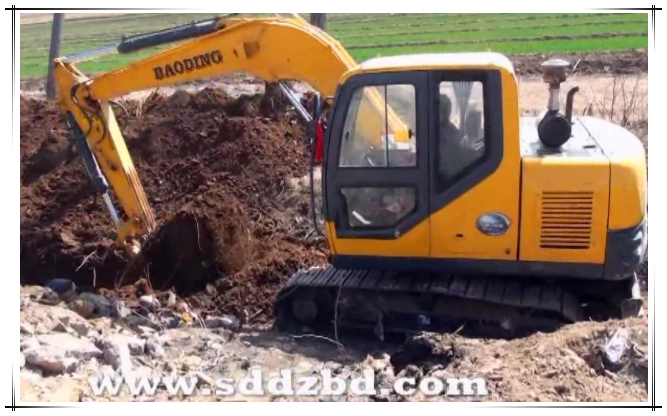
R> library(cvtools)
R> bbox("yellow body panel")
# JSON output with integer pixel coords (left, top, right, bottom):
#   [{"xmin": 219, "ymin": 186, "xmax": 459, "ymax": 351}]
[
  {"xmin": 572, "ymin": 116, "xmax": 647, "ymax": 231},
  {"xmin": 429, "ymin": 68, "xmax": 520, "ymax": 260},
  {"xmin": 327, "ymin": 221, "xmax": 430, "ymax": 258},
  {"xmin": 608, "ymin": 157, "xmax": 647, "ymax": 230},
  {"xmin": 519, "ymin": 157, "xmax": 610, "ymax": 264}
]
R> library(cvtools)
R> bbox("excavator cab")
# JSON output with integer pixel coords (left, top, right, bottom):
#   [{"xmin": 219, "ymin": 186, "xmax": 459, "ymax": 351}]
[{"xmin": 321, "ymin": 55, "xmax": 514, "ymax": 265}]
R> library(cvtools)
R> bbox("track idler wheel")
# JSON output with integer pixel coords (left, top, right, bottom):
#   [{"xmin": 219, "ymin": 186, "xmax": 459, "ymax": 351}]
[{"xmin": 291, "ymin": 293, "xmax": 319, "ymax": 325}]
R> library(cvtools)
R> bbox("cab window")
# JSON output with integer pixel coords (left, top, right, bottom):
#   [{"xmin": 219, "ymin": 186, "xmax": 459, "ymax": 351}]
[
  {"xmin": 339, "ymin": 84, "xmax": 417, "ymax": 168},
  {"xmin": 436, "ymin": 81, "xmax": 486, "ymax": 188}
]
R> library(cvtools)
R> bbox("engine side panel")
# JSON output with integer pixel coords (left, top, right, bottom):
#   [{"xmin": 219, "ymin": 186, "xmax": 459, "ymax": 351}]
[
  {"xmin": 576, "ymin": 116, "xmax": 647, "ymax": 231},
  {"xmin": 519, "ymin": 156, "xmax": 610, "ymax": 264}
]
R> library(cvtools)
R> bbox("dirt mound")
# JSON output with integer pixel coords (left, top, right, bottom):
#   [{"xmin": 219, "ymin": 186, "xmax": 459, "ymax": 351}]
[{"xmin": 20, "ymin": 87, "xmax": 327, "ymax": 322}]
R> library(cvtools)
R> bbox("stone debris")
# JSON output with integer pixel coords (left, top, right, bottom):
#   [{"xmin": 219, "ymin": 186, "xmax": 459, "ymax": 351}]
[
  {"xmin": 139, "ymin": 295, "xmax": 160, "ymax": 312},
  {"xmin": 36, "ymin": 333, "xmax": 102, "ymax": 360},
  {"xmin": 24, "ymin": 345, "xmax": 79, "ymax": 374},
  {"xmin": 68, "ymin": 299, "xmax": 95, "ymax": 319},
  {"xmin": 39, "ymin": 287, "xmax": 60, "ymax": 306},
  {"xmin": 17, "ymin": 277, "xmax": 649, "ymax": 403},
  {"xmin": 45, "ymin": 278, "xmax": 78, "ymax": 303},
  {"xmin": 145, "ymin": 338, "xmax": 166, "ymax": 359},
  {"xmin": 204, "ymin": 315, "xmax": 240, "ymax": 331},
  {"xmin": 102, "ymin": 336, "xmax": 133, "ymax": 374}
]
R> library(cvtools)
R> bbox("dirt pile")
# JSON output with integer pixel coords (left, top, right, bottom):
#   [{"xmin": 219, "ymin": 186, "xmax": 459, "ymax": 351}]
[{"xmin": 20, "ymin": 87, "xmax": 327, "ymax": 323}]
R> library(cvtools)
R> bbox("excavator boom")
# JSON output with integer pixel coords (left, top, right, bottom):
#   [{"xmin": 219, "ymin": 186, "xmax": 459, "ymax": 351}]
[{"xmin": 55, "ymin": 16, "xmax": 406, "ymax": 246}]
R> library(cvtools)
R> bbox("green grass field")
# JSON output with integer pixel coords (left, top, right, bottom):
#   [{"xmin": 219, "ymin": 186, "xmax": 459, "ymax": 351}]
[{"xmin": 20, "ymin": 13, "xmax": 648, "ymax": 78}]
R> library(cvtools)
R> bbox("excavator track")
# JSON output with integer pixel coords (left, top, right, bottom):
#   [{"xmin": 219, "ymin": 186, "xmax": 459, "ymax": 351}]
[{"xmin": 274, "ymin": 266, "xmax": 583, "ymax": 337}]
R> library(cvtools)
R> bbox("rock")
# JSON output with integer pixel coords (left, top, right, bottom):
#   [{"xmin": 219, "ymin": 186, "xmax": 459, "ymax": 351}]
[
  {"xmin": 374, "ymin": 368, "xmax": 396, "ymax": 400},
  {"xmin": 78, "ymin": 292, "xmax": 114, "ymax": 317},
  {"xmin": 40, "ymin": 307, "xmax": 93, "ymax": 334},
  {"xmin": 604, "ymin": 328, "xmax": 630, "ymax": 370},
  {"xmin": 39, "ymin": 287, "xmax": 61, "ymax": 306},
  {"xmin": 202, "ymin": 340, "xmax": 224, "ymax": 353},
  {"xmin": 364, "ymin": 353, "xmax": 391, "ymax": 372},
  {"xmin": 21, "ymin": 337, "xmax": 40, "ymax": 351},
  {"xmin": 113, "ymin": 301, "xmax": 131, "ymax": 319},
  {"xmin": 135, "ymin": 325, "xmax": 156, "ymax": 338},
  {"xmin": 181, "ymin": 355, "xmax": 202, "ymax": 372},
  {"xmin": 164, "ymin": 362, "xmax": 175, "ymax": 373},
  {"xmin": 20, "ymin": 323, "xmax": 35, "ymax": 335},
  {"xmin": 390, "ymin": 333, "xmax": 454, "ymax": 369},
  {"xmin": 294, "ymin": 361, "xmax": 314, "ymax": 375},
  {"xmin": 102, "ymin": 336, "xmax": 133, "ymax": 374},
  {"xmin": 204, "ymin": 315, "xmax": 240, "ymax": 331},
  {"xmin": 45, "ymin": 278, "xmax": 77, "ymax": 302},
  {"xmin": 123, "ymin": 314, "xmax": 158, "ymax": 329},
  {"xmin": 165, "ymin": 292, "xmax": 177, "ymax": 308},
  {"xmin": 175, "ymin": 302, "xmax": 190, "ymax": 314},
  {"xmin": 205, "ymin": 284, "xmax": 217, "ymax": 296},
  {"xmin": 52, "ymin": 321, "xmax": 76, "ymax": 334},
  {"xmin": 24, "ymin": 346, "xmax": 79, "ymax": 374},
  {"xmin": 36, "ymin": 333, "xmax": 102, "ymax": 360},
  {"xmin": 397, "ymin": 364, "xmax": 422, "ymax": 380},
  {"xmin": 139, "ymin": 295, "xmax": 160, "ymax": 312},
  {"xmin": 20, "ymin": 368, "xmax": 42, "ymax": 383},
  {"xmin": 68, "ymin": 299, "xmax": 95, "ymax": 318},
  {"xmin": 107, "ymin": 334, "xmax": 145, "ymax": 356},
  {"xmin": 146, "ymin": 339, "xmax": 166, "ymax": 359},
  {"xmin": 70, "ymin": 321, "xmax": 94, "ymax": 337},
  {"xmin": 160, "ymin": 315, "xmax": 180, "ymax": 329},
  {"xmin": 20, "ymin": 353, "xmax": 25, "ymax": 368},
  {"xmin": 20, "ymin": 297, "xmax": 31, "ymax": 310}
]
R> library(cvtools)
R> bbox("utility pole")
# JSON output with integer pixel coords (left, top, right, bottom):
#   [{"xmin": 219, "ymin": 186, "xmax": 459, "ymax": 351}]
[
  {"xmin": 309, "ymin": 13, "xmax": 326, "ymax": 30},
  {"xmin": 46, "ymin": 13, "xmax": 64, "ymax": 100}
]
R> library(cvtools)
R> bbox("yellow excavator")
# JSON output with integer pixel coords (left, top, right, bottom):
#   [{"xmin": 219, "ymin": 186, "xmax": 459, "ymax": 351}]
[{"xmin": 55, "ymin": 14, "xmax": 647, "ymax": 335}]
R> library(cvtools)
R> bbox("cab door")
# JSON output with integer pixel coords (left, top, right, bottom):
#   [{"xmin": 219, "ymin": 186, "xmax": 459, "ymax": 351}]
[
  {"xmin": 428, "ymin": 69, "xmax": 520, "ymax": 261},
  {"xmin": 324, "ymin": 71, "xmax": 431, "ymax": 265}
]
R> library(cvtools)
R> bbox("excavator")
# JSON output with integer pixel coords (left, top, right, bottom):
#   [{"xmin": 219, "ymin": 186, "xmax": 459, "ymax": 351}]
[{"xmin": 54, "ymin": 14, "xmax": 647, "ymax": 336}]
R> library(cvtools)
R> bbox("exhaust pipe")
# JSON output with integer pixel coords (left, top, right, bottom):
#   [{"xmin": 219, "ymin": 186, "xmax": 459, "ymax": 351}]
[{"xmin": 537, "ymin": 58, "xmax": 579, "ymax": 148}]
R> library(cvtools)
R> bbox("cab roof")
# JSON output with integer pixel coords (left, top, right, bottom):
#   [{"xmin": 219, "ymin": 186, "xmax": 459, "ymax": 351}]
[{"xmin": 341, "ymin": 52, "xmax": 515, "ymax": 82}]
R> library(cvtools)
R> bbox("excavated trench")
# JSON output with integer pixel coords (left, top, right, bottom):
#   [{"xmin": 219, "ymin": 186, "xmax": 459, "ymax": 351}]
[{"xmin": 20, "ymin": 88, "xmax": 328, "ymax": 322}]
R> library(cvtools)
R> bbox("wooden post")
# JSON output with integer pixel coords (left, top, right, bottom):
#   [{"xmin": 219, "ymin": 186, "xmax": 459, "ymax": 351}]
[
  {"xmin": 309, "ymin": 13, "xmax": 326, "ymax": 30},
  {"xmin": 46, "ymin": 13, "xmax": 64, "ymax": 100}
]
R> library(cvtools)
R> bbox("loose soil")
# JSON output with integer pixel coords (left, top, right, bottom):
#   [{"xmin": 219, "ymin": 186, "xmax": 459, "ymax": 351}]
[
  {"xmin": 20, "ymin": 87, "xmax": 327, "ymax": 323},
  {"xmin": 510, "ymin": 49, "xmax": 647, "ymax": 76}
]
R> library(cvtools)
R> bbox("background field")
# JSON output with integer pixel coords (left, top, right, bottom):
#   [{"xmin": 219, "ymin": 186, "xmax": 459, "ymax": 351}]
[{"xmin": 19, "ymin": 12, "xmax": 648, "ymax": 78}]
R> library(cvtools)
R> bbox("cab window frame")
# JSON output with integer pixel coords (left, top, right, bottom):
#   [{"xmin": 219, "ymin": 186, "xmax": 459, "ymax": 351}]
[
  {"xmin": 336, "ymin": 81, "xmax": 421, "ymax": 170},
  {"xmin": 429, "ymin": 70, "xmax": 505, "ymax": 210},
  {"xmin": 324, "ymin": 71, "xmax": 430, "ymax": 240}
]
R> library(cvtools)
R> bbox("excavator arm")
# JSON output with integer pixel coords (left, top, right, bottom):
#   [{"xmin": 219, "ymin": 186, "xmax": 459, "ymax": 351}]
[{"xmin": 55, "ymin": 16, "xmax": 408, "ymax": 247}]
